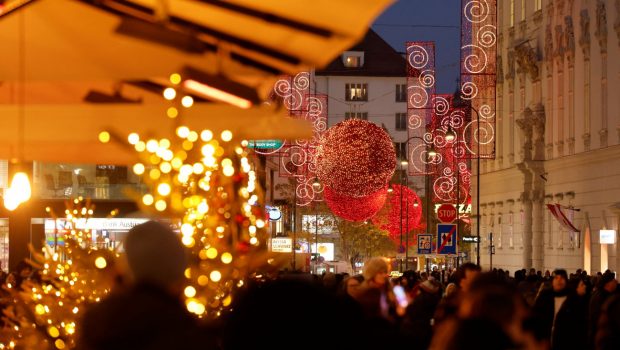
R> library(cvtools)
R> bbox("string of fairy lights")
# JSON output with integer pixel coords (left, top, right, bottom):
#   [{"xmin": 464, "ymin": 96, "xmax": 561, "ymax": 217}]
[
  {"xmin": 0, "ymin": 198, "xmax": 118, "ymax": 350},
  {"xmin": 119, "ymin": 73, "xmax": 271, "ymax": 318}
]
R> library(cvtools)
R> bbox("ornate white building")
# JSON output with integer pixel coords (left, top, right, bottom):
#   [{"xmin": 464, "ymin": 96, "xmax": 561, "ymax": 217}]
[{"xmin": 474, "ymin": 0, "xmax": 620, "ymax": 273}]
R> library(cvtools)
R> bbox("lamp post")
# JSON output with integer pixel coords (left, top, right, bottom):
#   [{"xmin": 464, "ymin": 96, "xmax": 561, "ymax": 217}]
[
  {"xmin": 400, "ymin": 136, "xmax": 437, "ymax": 272},
  {"xmin": 444, "ymin": 126, "xmax": 459, "ymax": 268},
  {"xmin": 312, "ymin": 178, "xmax": 321, "ymax": 274},
  {"xmin": 460, "ymin": 106, "xmax": 483, "ymax": 267},
  {"xmin": 446, "ymin": 106, "xmax": 483, "ymax": 266}
]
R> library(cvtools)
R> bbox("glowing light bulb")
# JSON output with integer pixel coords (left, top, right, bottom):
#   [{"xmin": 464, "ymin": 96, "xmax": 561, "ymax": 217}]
[
  {"xmin": 133, "ymin": 163, "xmax": 145, "ymax": 175},
  {"xmin": 142, "ymin": 194, "xmax": 154, "ymax": 206},
  {"xmin": 181, "ymin": 95, "xmax": 194, "ymax": 108},
  {"xmin": 220, "ymin": 130, "xmax": 233, "ymax": 142},
  {"xmin": 10, "ymin": 172, "xmax": 31, "ymax": 203},
  {"xmin": 146, "ymin": 139, "xmax": 159, "ymax": 153},
  {"xmin": 3, "ymin": 187, "xmax": 20, "ymax": 211},
  {"xmin": 169, "ymin": 73, "xmax": 182, "ymax": 85},
  {"xmin": 163, "ymin": 87, "xmax": 176, "ymax": 100},
  {"xmin": 184, "ymin": 286, "xmax": 196, "ymax": 298},
  {"xmin": 128, "ymin": 133, "xmax": 140, "ymax": 145},
  {"xmin": 167, "ymin": 107, "xmax": 178, "ymax": 119},
  {"xmin": 176, "ymin": 126, "xmax": 190, "ymax": 138},
  {"xmin": 157, "ymin": 183, "xmax": 171, "ymax": 196},
  {"xmin": 223, "ymin": 166, "xmax": 235, "ymax": 177},
  {"xmin": 155, "ymin": 200, "xmax": 167, "ymax": 211},
  {"xmin": 98, "ymin": 131, "xmax": 110, "ymax": 143},
  {"xmin": 210, "ymin": 270, "xmax": 222, "ymax": 282},
  {"xmin": 201, "ymin": 130, "xmax": 213, "ymax": 141},
  {"xmin": 221, "ymin": 252, "xmax": 233, "ymax": 264},
  {"xmin": 94, "ymin": 257, "xmax": 107, "ymax": 269}
]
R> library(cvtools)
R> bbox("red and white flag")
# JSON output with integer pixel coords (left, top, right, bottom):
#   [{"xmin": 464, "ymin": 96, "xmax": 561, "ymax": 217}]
[{"xmin": 546, "ymin": 203, "xmax": 579, "ymax": 232}]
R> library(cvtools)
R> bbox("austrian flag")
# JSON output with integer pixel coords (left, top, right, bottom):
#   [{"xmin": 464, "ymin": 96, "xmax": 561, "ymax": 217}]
[{"xmin": 546, "ymin": 203, "xmax": 579, "ymax": 232}]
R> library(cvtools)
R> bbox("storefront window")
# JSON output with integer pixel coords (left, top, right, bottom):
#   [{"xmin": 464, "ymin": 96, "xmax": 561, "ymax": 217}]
[
  {"xmin": 34, "ymin": 162, "xmax": 147, "ymax": 200},
  {"xmin": 43, "ymin": 218, "xmax": 157, "ymax": 253},
  {"xmin": 0, "ymin": 219, "xmax": 8, "ymax": 271}
]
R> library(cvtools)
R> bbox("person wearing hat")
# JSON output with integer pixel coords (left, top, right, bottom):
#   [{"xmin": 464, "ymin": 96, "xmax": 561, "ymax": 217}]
[
  {"xmin": 589, "ymin": 271, "xmax": 618, "ymax": 347},
  {"xmin": 532, "ymin": 269, "xmax": 590, "ymax": 349},
  {"xmin": 354, "ymin": 257, "xmax": 390, "ymax": 319},
  {"xmin": 78, "ymin": 220, "xmax": 216, "ymax": 350}
]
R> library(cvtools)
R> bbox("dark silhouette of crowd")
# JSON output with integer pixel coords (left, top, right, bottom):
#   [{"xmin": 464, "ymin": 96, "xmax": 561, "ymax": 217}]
[{"xmin": 2, "ymin": 222, "xmax": 619, "ymax": 350}]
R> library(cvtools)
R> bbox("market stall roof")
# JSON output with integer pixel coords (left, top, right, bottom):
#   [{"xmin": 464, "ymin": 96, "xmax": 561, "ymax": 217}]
[
  {"xmin": 0, "ymin": 103, "xmax": 309, "ymax": 165},
  {"xmin": 0, "ymin": 0, "xmax": 393, "ymax": 84},
  {"xmin": 0, "ymin": 0, "xmax": 393, "ymax": 164}
]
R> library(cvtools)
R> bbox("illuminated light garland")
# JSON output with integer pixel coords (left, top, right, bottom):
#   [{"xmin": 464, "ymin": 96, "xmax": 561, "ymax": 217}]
[
  {"xmin": 122, "ymin": 75, "xmax": 276, "ymax": 318},
  {"xmin": 316, "ymin": 119, "xmax": 396, "ymax": 198},
  {"xmin": 371, "ymin": 184, "xmax": 423, "ymax": 244},
  {"xmin": 0, "ymin": 198, "xmax": 118, "ymax": 349},
  {"xmin": 323, "ymin": 186, "xmax": 387, "ymax": 222}
]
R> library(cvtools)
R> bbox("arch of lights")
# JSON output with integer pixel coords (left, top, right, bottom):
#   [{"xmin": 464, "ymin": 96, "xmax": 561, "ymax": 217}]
[
  {"xmin": 260, "ymin": 72, "xmax": 327, "ymax": 206},
  {"xmin": 406, "ymin": 0, "xmax": 496, "ymax": 208}
]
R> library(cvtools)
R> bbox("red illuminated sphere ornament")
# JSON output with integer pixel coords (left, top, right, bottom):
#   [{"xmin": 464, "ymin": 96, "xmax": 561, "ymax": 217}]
[
  {"xmin": 372, "ymin": 184, "xmax": 423, "ymax": 241},
  {"xmin": 324, "ymin": 186, "xmax": 387, "ymax": 222},
  {"xmin": 316, "ymin": 119, "xmax": 396, "ymax": 197}
]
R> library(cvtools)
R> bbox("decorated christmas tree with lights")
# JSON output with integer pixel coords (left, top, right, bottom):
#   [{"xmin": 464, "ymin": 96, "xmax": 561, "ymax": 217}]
[
  {"xmin": 121, "ymin": 74, "xmax": 275, "ymax": 318},
  {"xmin": 0, "ymin": 199, "xmax": 119, "ymax": 350}
]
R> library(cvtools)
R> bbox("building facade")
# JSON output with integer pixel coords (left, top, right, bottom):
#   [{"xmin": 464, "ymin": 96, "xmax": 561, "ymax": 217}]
[
  {"xmin": 265, "ymin": 30, "xmax": 428, "ymax": 269},
  {"xmin": 474, "ymin": 0, "xmax": 620, "ymax": 273}
]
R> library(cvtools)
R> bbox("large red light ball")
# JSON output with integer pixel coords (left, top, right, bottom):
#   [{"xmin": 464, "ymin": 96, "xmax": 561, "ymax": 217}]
[
  {"xmin": 316, "ymin": 119, "xmax": 396, "ymax": 197},
  {"xmin": 324, "ymin": 186, "xmax": 388, "ymax": 222}
]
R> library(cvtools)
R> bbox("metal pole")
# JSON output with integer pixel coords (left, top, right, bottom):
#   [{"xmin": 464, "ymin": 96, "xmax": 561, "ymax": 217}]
[
  {"xmin": 476, "ymin": 108, "xmax": 481, "ymax": 266},
  {"xmin": 489, "ymin": 232, "xmax": 493, "ymax": 269},
  {"xmin": 405, "ymin": 173, "xmax": 409, "ymax": 271},
  {"xmin": 292, "ymin": 188, "xmax": 296, "ymax": 271},
  {"xmin": 315, "ymin": 207, "xmax": 318, "ymax": 274},
  {"xmin": 399, "ymin": 163, "xmax": 404, "ymax": 272},
  {"xmin": 455, "ymin": 130, "xmax": 460, "ymax": 269},
  {"xmin": 426, "ymin": 172, "xmax": 430, "ymax": 274}
]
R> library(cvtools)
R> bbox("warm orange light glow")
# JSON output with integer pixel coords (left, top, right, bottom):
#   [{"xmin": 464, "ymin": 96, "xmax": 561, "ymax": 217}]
[{"xmin": 183, "ymin": 80, "xmax": 252, "ymax": 109}]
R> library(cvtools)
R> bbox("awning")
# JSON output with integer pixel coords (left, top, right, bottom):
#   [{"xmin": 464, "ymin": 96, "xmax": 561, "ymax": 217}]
[
  {"xmin": 0, "ymin": 0, "xmax": 393, "ymax": 164},
  {"xmin": 0, "ymin": 0, "xmax": 393, "ymax": 83},
  {"xmin": 0, "ymin": 103, "xmax": 312, "ymax": 165}
]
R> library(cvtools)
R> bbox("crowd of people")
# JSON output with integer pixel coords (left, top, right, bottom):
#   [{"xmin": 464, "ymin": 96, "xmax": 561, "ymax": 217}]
[{"xmin": 1, "ymin": 221, "xmax": 619, "ymax": 350}]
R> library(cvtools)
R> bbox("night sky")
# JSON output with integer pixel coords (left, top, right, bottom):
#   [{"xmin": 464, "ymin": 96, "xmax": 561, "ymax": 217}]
[{"xmin": 371, "ymin": 0, "xmax": 462, "ymax": 93}]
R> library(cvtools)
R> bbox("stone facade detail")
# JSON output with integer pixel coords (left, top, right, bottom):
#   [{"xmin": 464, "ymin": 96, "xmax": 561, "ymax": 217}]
[
  {"xmin": 515, "ymin": 43, "xmax": 540, "ymax": 82},
  {"xmin": 595, "ymin": 0, "xmax": 608, "ymax": 53},
  {"xmin": 580, "ymin": 9, "xmax": 591, "ymax": 59}
]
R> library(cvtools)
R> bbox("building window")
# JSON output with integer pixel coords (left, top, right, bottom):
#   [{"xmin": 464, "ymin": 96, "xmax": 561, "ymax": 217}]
[
  {"xmin": 395, "ymin": 142, "xmax": 407, "ymax": 160},
  {"xmin": 521, "ymin": 0, "xmax": 525, "ymax": 21},
  {"xmin": 342, "ymin": 51, "xmax": 364, "ymax": 68},
  {"xmin": 395, "ymin": 113, "xmax": 407, "ymax": 130},
  {"xmin": 395, "ymin": 84, "xmax": 407, "ymax": 102},
  {"xmin": 535, "ymin": 0, "xmax": 542, "ymax": 11},
  {"xmin": 344, "ymin": 55, "xmax": 361, "ymax": 67},
  {"xmin": 345, "ymin": 83, "xmax": 368, "ymax": 101},
  {"xmin": 345, "ymin": 112, "xmax": 368, "ymax": 120},
  {"xmin": 510, "ymin": 0, "xmax": 515, "ymax": 27}
]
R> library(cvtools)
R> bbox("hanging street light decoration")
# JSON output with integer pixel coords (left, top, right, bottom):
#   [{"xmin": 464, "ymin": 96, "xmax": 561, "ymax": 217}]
[
  {"xmin": 316, "ymin": 119, "xmax": 396, "ymax": 198},
  {"xmin": 371, "ymin": 184, "xmax": 423, "ymax": 244},
  {"xmin": 323, "ymin": 185, "xmax": 388, "ymax": 222}
]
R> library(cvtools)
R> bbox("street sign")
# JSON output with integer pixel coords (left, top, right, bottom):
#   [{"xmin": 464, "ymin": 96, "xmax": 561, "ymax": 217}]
[
  {"xmin": 271, "ymin": 238, "xmax": 292, "ymax": 253},
  {"xmin": 417, "ymin": 234, "xmax": 432, "ymax": 255},
  {"xmin": 247, "ymin": 140, "xmax": 283, "ymax": 149},
  {"xmin": 461, "ymin": 236, "xmax": 479, "ymax": 243},
  {"xmin": 437, "ymin": 224, "xmax": 457, "ymax": 255},
  {"xmin": 437, "ymin": 203, "xmax": 457, "ymax": 223}
]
